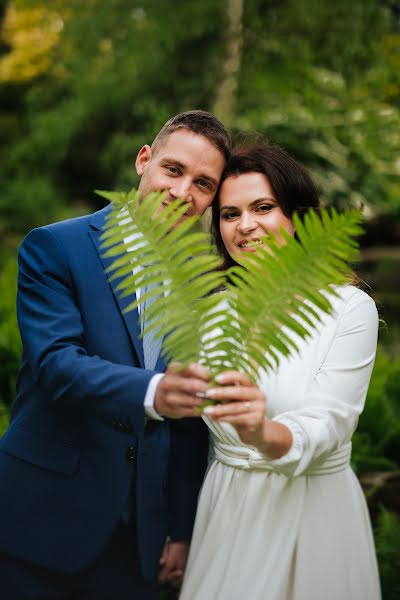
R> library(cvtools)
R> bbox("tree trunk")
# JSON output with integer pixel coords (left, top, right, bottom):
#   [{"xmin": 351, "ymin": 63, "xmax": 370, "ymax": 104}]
[{"xmin": 212, "ymin": 0, "xmax": 244, "ymax": 126}]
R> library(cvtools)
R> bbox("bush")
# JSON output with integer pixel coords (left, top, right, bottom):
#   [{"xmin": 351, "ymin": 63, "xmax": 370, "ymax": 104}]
[
  {"xmin": 352, "ymin": 347, "xmax": 400, "ymax": 474},
  {"xmin": 375, "ymin": 508, "xmax": 400, "ymax": 599},
  {"xmin": 0, "ymin": 402, "xmax": 9, "ymax": 436},
  {"xmin": 0, "ymin": 176, "xmax": 65, "ymax": 235},
  {"xmin": 0, "ymin": 257, "xmax": 21, "ymax": 434}
]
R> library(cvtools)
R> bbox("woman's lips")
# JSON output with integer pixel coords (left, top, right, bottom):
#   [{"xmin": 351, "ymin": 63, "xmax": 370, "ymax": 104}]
[{"xmin": 236, "ymin": 238, "xmax": 265, "ymax": 251}]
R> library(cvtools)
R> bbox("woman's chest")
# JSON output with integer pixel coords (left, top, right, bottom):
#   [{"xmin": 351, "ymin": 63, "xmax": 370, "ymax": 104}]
[{"xmin": 260, "ymin": 315, "xmax": 336, "ymax": 417}]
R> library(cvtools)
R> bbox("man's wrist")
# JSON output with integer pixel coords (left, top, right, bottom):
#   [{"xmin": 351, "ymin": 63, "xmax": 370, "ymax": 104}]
[{"xmin": 144, "ymin": 373, "xmax": 164, "ymax": 421}]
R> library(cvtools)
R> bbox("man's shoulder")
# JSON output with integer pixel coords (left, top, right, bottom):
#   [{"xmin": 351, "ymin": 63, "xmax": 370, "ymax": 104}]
[
  {"xmin": 22, "ymin": 205, "xmax": 111, "ymax": 243},
  {"xmin": 19, "ymin": 206, "xmax": 113, "ymax": 257}
]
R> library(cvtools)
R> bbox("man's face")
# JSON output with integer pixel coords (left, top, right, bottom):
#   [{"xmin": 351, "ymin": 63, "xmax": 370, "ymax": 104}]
[{"xmin": 135, "ymin": 129, "xmax": 226, "ymax": 217}]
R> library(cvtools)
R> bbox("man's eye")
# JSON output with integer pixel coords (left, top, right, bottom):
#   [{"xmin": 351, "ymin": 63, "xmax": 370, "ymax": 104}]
[
  {"xmin": 197, "ymin": 179, "xmax": 212, "ymax": 190},
  {"xmin": 166, "ymin": 166, "xmax": 180, "ymax": 175}
]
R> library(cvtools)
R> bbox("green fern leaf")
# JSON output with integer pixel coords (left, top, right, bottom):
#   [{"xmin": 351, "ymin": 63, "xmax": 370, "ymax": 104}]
[
  {"xmin": 99, "ymin": 189, "xmax": 225, "ymax": 368},
  {"xmin": 204, "ymin": 208, "xmax": 363, "ymax": 383},
  {"xmin": 99, "ymin": 188, "xmax": 363, "ymax": 393}
]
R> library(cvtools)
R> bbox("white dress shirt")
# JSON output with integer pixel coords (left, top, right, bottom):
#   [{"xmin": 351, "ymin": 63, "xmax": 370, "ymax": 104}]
[{"xmin": 122, "ymin": 223, "xmax": 164, "ymax": 421}]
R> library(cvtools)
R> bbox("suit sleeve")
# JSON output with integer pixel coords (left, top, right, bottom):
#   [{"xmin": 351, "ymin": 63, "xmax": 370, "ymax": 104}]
[
  {"xmin": 267, "ymin": 290, "xmax": 379, "ymax": 476},
  {"xmin": 17, "ymin": 226, "xmax": 154, "ymax": 435}
]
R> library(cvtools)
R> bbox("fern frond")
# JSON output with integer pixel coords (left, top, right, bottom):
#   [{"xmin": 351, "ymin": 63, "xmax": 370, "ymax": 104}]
[
  {"xmin": 203, "ymin": 208, "xmax": 363, "ymax": 383},
  {"xmin": 99, "ymin": 189, "xmax": 225, "ymax": 367},
  {"xmin": 99, "ymin": 188, "xmax": 362, "ymax": 392}
]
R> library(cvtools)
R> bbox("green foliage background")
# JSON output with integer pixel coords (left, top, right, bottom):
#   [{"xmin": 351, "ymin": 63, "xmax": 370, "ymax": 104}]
[
  {"xmin": 1, "ymin": 0, "xmax": 400, "ymax": 235},
  {"xmin": 0, "ymin": 1, "xmax": 399, "ymax": 596}
]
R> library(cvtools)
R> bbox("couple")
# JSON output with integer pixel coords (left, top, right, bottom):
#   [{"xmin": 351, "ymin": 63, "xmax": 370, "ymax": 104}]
[{"xmin": 0, "ymin": 111, "xmax": 381, "ymax": 599}]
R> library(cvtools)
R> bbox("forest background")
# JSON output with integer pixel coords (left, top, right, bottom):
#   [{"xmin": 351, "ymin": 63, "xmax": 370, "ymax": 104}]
[{"xmin": 0, "ymin": 0, "xmax": 399, "ymax": 597}]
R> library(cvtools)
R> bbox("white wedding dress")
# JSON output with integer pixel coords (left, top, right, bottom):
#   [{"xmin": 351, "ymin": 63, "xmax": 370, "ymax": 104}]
[{"xmin": 180, "ymin": 286, "xmax": 381, "ymax": 600}]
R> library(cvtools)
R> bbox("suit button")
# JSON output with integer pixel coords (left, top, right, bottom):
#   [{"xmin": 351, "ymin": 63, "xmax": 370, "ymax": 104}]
[
  {"xmin": 126, "ymin": 446, "xmax": 137, "ymax": 461},
  {"xmin": 112, "ymin": 417, "xmax": 125, "ymax": 431}
]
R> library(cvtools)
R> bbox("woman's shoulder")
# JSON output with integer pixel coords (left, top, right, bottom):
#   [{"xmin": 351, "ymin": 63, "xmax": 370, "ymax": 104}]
[
  {"xmin": 333, "ymin": 284, "xmax": 377, "ymax": 310},
  {"xmin": 330, "ymin": 284, "xmax": 379, "ymax": 327}
]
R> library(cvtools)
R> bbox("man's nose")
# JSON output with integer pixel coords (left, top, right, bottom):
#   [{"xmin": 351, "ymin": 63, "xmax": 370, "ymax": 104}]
[
  {"xmin": 170, "ymin": 178, "xmax": 192, "ymax": 202},
  {"xmin": 238, "ymin": 213, "xmax": 257, "ymax": 233}
]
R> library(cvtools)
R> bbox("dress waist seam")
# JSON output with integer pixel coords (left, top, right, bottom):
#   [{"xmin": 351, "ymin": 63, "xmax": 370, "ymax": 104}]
[{"xmin": 213, "ymin": 441, "xmax": 352, "ymax": 476}]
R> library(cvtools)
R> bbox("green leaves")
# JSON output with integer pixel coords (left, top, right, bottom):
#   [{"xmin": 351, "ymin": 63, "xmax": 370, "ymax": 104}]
[
  {"xmin": 217, "ymin": 208, "xmax": 362, "ymax": 382},
  {"xmin": 100, "ymin": 188, "xmax": 362, "ymax": 384},
  {"xmin": 98, "ymin": 188, "xmax": 225, "ymax": 367}
]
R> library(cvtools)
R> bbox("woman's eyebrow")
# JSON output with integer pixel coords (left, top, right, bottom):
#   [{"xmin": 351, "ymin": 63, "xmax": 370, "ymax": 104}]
[
  {"xmin": 220, "ymin": 204, "xmax": 238, "ymax": 211},
  {"xmin": 220, "ymin": 197, "xmax": 276, "ymax": 210},
  {"xmin": 251, "ymin": 196, "xmax": 276, "ymax": 204}
]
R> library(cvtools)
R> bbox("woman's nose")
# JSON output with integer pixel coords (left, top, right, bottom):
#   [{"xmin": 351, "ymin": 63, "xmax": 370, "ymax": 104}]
[{"xmin": 238, "ymin": 213, "xmax": 257, "ymax": 233}]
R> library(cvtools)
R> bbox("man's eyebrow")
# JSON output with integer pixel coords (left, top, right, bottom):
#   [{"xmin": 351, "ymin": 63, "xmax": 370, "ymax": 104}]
[
  {"xmin": 200, "ymin": 174, "xmax": 218, "ymax": 188},
  {"xmin": 160, "ymin": 157, "xmax": 185, "ymax": 169}
]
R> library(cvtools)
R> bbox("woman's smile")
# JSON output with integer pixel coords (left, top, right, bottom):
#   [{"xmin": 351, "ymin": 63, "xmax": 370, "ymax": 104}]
[{"xmin": 236, "ymin": 237, "xmax": 267, "ymax": 251}]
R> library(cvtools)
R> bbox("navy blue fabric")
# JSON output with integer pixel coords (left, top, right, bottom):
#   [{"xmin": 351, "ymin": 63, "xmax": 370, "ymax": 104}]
[
  {"xmin": 0, "ymin": 205, "xmax": 208, "ymax": 583},
  {"xmin": 0, "ymin": 519, "xmax": 159, "ymax": 599}
]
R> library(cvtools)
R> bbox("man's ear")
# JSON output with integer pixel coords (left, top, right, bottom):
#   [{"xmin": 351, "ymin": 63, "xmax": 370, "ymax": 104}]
[{"xmin": 135, "ymin": 145, "xmax": 152, "ymax": 175}]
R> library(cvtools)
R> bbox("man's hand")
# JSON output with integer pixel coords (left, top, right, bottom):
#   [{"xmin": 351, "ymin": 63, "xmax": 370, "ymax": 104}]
[
  {"xmin": 158, "ymin": 540, "xmax": 190, "ymax": 589},
  {"xmin": 154, "ymin": 362, "xmax": 210, "ymax": 418}
]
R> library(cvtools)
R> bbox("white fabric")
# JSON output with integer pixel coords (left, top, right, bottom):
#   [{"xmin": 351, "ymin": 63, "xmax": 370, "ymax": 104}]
[
  {"xmin": 180, "ymin": 286, "xmax": 381, "ymax": 600},
  {"xmin": 119, "ymin": 223, "xmax": 164, "ymax": 420},
  {"xmin": 141, "ymin": 280, "xmax": 163, "ymax": 370},
  {"xmin": 144, "ymin": 374, "xmax": 164, "ymax": 421}
]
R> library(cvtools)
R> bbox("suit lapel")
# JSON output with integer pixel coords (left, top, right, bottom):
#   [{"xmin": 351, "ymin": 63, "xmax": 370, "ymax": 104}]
[
  {"xmin": 89, "ymin": 205, "xmax": 145, "ymax": 368},
  {"xmin": 155, "ymin": 352, "xmax": 166, "ymax": 372}
]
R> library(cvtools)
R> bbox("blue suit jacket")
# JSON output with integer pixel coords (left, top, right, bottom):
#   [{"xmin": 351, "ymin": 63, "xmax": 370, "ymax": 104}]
[{"xmin": 0, "ymin": 206, "xmax": 208, "ymax": 579}]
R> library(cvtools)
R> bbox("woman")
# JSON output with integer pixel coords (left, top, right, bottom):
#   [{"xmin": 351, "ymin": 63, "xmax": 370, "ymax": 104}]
[{"xmin": 179, "ymin": 143, "xmax": 381, "ymax": 599}]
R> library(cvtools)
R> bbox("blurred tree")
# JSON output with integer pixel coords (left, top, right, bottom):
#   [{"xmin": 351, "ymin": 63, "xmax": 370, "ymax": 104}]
[
  {"xmin": 236, "ymin": 0, "xmax": 400, "ymax": 215},
  {"xmin": 0, "ymin": 3, "xmax": 62, "ymax": 84},
  {"xmin": 0, "ymin": 0, "xmax": 399, "ymax": 239},
  {"xmin": 212, "ymin": 0, "xmax": 244, "ymax": 126}
]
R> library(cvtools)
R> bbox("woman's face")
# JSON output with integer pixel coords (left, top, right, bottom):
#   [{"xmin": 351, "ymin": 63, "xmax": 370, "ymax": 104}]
[{"xmin": 219, "ymin": 172, "xmax": 295, "ymax": 261}]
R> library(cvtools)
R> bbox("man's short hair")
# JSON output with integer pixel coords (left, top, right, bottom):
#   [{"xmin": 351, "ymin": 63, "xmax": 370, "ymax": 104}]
[{"xmin": 152, "ymin": 110, "xmax": 231, "ymax": 161}]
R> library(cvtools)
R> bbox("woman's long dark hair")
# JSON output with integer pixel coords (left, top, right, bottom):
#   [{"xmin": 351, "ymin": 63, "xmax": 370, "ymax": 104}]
[{"xmin": 211, "ymin": 142, "xmax": 321, "ymax": 269}]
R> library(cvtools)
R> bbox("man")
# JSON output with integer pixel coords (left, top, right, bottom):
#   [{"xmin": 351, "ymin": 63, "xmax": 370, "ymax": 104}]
[{"xmin": 0, "ymin": 111, "xmax": 231, "ymax": 599}]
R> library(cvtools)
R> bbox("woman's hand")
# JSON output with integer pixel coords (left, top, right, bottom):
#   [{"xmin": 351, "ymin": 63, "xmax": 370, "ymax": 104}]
[
  {"xmin": 203, "ymin": 370, "xmax": 293, "ymax": 458},
  {"xmin": 203, "ymin": 370, "xmax": 267, "ymax": 448}
]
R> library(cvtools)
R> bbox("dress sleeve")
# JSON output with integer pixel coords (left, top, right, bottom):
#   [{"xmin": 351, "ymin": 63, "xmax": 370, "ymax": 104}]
[{"xmin": 266, "ymin": 289, "xmax": 379, "ymax": 477}]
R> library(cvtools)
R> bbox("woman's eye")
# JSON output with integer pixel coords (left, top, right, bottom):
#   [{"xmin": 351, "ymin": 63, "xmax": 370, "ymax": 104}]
[
  {"xmin": 257, "ymin": 204, "xmax": 274, "ymax": 212},
  {"xmin": 221, "ymin": 211, "xmax": 239, "ymax": 220}
]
